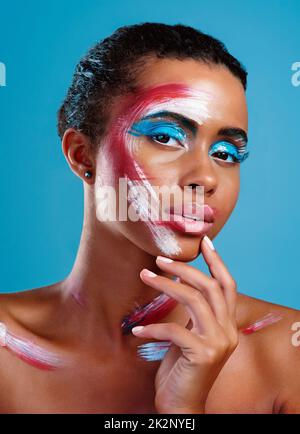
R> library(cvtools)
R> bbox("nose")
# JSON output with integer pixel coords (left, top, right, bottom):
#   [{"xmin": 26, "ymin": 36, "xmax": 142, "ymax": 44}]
[{"xmin": 180, "ymin": 149, "xmax": 218, "ymax": 197}]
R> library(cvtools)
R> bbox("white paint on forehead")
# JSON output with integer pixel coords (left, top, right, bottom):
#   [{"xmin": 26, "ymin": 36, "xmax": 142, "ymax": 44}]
[{"xmin": 143, "ymin": 90, "xmax": 213, "ymax": 125}]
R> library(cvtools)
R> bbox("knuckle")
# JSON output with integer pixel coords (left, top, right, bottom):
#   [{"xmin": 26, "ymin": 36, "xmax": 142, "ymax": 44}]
[
  {"xmin": 228, "ymin": 325, "xmax": 239, "ymax": 345},
  {"xmin": 230, "ymin": 334, "xmax": 239, "ymax": 350},
  {"xmin": 218, "ymin": 337, "xmax": 230, "ymax": 353},
  {"xmin": 230, "ymin": 340, "xmax": 238, "ymax": 352},
  {"xmin": 231, "ymin": 328, "xmax": 239, "ymax": 343},
  {"xmin": 229, "ymin": 278, "xmax": 237, "ymax": 291},
  {"xmin": 167, "ymin": 322, "xmax": 180, "ymax": 335},
  {"xmin": 186, "ymin": 290, "xmax": 203, "ymax": 305},
  {"xmin": 203, "ymin": 346, "xmax": 219, "ymax": 363},
  {"xmin": 202, "ymin": 333, "xmax": 238, "ymax": 364},
  {"xmin": 209, "ymin": 278, "xmax": 220, "ymax": 292},
  {"xmin": 227, "ymin": 337, "xmax": 238, "ymax": 352}
]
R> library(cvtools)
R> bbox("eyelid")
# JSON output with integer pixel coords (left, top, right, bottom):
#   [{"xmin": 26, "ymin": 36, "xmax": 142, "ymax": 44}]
[
  {"xmin": 220, "ymin": 136, "xmax": 248, "ymax": 149},
  {"xmin": 210, "ymin": 140, "xmax": 250, "ymax": 163},
  {"xmin": 212, "ymin": 139, "xmax": 248, "ymax": 152},
  {"xmin": 129, "ymin": 119, "xmax": 188, "ymax": 147},
  {"xmin": 149, "ymin": 124, "xmax": 186, "ymax": 139}
]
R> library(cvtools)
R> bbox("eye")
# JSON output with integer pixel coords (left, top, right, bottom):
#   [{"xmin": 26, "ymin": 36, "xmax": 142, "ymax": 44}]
[
  {"xmin": 129, "ymin": 119, "xmax": 188, "ymax": 150},
  {"xmin": 151, "ymin": 133, "xmax": 181, "ymax": 147},
  {"xmin": 209, "ymin": 141, "xmax": 249, "ymax": 164},
  {"xmin": 153, "ymin": 134, "xmax": 170, "ymax": 144}
]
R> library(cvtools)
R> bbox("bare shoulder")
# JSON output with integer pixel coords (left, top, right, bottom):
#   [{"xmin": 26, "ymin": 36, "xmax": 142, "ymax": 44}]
[
  {"xmin": 0, "ymin": 282, "xmax": 65, "ymax": 350},
  {"xmin": 237, "ymin": 293, "xmax": 300, "ymax": 413},
  {"xmin": 237, "ymin": 292, "xmax": 300, "ymax": 328},
  {"xmin": 0, "ymin": 282, "xmax": 64, "ymax": 338}
]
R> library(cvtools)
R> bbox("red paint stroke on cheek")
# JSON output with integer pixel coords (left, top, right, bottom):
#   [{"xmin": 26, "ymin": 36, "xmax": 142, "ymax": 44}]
[{"xmin": 105, "ymin": 83, "xmax": 193, "ymax": 183}]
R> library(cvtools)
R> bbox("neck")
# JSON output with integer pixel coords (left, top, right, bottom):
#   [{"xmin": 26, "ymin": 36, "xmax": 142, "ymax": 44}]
[{"xmin": 61, "ymin": 198, "xmax": 188, "ymax": 352}]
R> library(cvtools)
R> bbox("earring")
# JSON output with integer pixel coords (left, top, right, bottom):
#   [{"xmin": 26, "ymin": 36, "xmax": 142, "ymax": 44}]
[{"xmin": 84, "ymin": 171, "xmax": 92, "ymax": 179}]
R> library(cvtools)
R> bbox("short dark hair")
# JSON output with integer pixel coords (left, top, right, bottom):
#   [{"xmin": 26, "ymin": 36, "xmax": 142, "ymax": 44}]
[{"xmin": 57, "ymin": 22, "xmax": 247, "ymax": 145}]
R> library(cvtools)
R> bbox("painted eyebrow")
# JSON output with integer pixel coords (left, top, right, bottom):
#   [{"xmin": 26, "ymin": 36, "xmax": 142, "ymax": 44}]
[
  {"xmin": 217, "ymin": 127, "xmax": 248, "ymax": 146},
  {"xmin": 140, "ymin": 111, "xmax": 197, "ymax": 134},
  {"xmin": 140, "ymin": 111, "xmax": 248, "ymax": 145}
]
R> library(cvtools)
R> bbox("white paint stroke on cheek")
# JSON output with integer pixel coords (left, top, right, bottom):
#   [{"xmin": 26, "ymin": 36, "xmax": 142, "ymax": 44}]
[
  {"xmin": 124, "ymin": 122, "xmax": 182, "ymax": 256},
  {"xmin": 127, "ymin": 161, "xmax": 181, "ymax": 257},
  {"xmin": 96, "ymin": 142, "xmax": 115, "ymax": 186},
  {"xmin": 95, "ymin": 142, "xmax": 119, "ymax": 223},
  {"xmin": 144, "ymin": 89, "xmax": 213, "ymax": 125}
]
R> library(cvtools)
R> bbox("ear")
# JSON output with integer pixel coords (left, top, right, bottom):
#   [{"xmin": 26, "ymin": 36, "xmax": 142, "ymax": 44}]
[{"xmin": 62, "ymin": 128, "xmax": 95, "ymax": 184}]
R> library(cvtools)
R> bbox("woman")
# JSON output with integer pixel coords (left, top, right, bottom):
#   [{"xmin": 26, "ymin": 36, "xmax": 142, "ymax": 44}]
[{"xmin": 0, "ymin": 23, "xmax": 299, "ymax": 414}]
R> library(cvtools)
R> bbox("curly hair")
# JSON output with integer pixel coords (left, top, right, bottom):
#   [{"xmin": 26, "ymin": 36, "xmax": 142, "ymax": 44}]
[{"xmin": 57, "ymin": 22, "xmax": 247, "ymax": 146}]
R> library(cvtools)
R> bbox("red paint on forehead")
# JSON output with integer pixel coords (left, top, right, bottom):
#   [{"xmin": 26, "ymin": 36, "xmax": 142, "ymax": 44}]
[
  {"xmin": 118, "ymin": 83, "xmax": 193, "ymax": 120},
  {"xmin": 105, "ymin": 83, "xmax": 192, "ymax": 182}
]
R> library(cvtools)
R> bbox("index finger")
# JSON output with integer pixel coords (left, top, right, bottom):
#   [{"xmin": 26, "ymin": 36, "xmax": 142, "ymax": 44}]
[{"xmin": 201, "ymin": 236, "xmax": 237, "ymax": 318}]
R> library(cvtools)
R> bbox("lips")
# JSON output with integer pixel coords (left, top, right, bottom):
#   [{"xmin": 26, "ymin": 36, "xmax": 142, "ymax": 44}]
[{"xmin": 158, "ymin": 203, "xmax": 216, "ymax": 235}]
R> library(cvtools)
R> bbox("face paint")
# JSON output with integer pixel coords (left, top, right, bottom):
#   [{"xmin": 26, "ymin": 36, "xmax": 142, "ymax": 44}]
[
  {"xmin": 71, "ymin": 290, "xmax": 87, "ymax": 308},
  {"xmin": 96, "ymin": 83, "xmax": 215, "ymax": 256},
  {"xmin": 122, "ymin": 294, "xmax": 177, "ymax": 335},
  {"xmin": 209, "ymin": 141, "xmax": 249, "ymax": 164},
  {"xmin": 126, "ymin": 171, "xmax": 182, "ymax": 256},
  {"xmin": 241, "ymin": 312, "xmax": 283, "ymax": 335},
  {"xmin": 121, "ymin": 276, "xmax": 180, "ymax": 334},
  {"xmin": 136, "ymin": 312, "xmax": 284, "ymax": 362},
  {"xmin": 0, "ymin": 322, "xmax": 67, "ymax": 370},
  {"xmin": 137, "ymin": 341, "xmax": 171, "ymax": 362},
  {"xmin": 129, "ymin": 118, "xmax": 189, "ymax": 151}
]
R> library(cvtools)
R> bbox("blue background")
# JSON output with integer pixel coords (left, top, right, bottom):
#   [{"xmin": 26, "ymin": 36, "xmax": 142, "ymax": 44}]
[{"xmin": 0, "ymin": 0, "xmax": 299, "ymax": 309}]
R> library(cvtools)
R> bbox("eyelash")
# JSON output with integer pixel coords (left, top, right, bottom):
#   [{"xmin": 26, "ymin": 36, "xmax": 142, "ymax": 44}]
[
  {"xmin": 129, "ymin": 121, "xmax": 249, "ymax": 164},
  {"xmin": 209, "ymin": 141, "xmax": 249, "ymax": 164},
  {"xmin": 149, "ymin": 134, "xmax": 249, "ymax": 165},
  {"xmin": 129, "ymin": 121, "xmax": 187, "ymax": 149},
  {"xmin": 150, "ymin": 129, "xmax": 187, "ymax": 149}
]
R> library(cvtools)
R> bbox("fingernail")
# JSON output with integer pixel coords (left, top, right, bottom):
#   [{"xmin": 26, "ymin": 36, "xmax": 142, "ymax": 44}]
[
  {"xmin": 157, "ymin": 256, "xmax": 173, "ymax": 263},
  {"xmin": 132, "ymin": 326, "xmax": 145, "ymax": 334},
  {"xmin": 142, "ymin": 269, "xmax": 157, "ymax": 278},
  {"xmin": 203, "ymin": 235, "xmax": 215, "ymax": 251}
]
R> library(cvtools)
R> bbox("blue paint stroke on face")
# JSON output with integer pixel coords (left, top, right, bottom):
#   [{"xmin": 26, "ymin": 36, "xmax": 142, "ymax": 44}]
[
  {"xmin": 128, "ymin": 119, "xmax": 188, "ymax": 150},
  {"xmin": 128, "ymin": 112, "xmax": 250, "ymax": 164},
  {"xmin": 209, "ymin": 140, "xmax": 249, "ymax": 164}
]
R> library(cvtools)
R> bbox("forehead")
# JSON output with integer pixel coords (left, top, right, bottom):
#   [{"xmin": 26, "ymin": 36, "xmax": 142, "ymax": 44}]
[{"xmin": 133, "ymin": 58, "xmax": 248, "ymax": 130}]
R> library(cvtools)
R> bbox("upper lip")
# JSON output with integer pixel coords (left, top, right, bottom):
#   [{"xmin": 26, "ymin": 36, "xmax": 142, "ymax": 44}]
[{"xmin": 165, "ymin": 203, "xmax": 216, "ymax": 223}]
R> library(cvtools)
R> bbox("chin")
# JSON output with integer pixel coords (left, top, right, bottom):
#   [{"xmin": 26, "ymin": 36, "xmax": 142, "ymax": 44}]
[
  {"xmin": 119, "ymin": 221, "xmax": 216, "ymax": 261},
  {"xmin": 162, "ymin": 235, "xmax": 204, "ymax": 262},
  {"xmin": 143, "ymin": 231, "xmax": 206, "ymax": 262}
]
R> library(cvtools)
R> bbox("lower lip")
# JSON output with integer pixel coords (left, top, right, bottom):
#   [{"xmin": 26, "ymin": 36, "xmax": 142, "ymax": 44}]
[{"xmin": 157, "ymin": 214, "xmax": 214, "ymax": 235}]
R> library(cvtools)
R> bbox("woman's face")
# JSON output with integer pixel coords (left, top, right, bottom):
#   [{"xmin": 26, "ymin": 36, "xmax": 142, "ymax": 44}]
[{"xmin": 94, "ymin": 58, "xmax": 248, "ymax": 261}]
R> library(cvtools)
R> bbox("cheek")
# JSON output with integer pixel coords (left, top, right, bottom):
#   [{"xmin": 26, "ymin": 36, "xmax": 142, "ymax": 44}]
[
  {"xmin": 219, "ymin": 168, "xmax": 240, "ymax": 212},
  {"xmin": 96, "ymin": 138, "xmax": 138, "ymax": 186},
  {"xmin": 132, "ymin": 152, "xmax": 181, "ymax": 190},
  {"xmin": 135, "ymin": 145, "xmax": 186, "ymax": 166},
  {"xmin": 130, "ymin": 138, "xmax": 187, "ymax": 187}
]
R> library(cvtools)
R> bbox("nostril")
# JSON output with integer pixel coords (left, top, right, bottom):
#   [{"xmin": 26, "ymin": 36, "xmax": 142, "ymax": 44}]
[{"xmin": 188, "ymin": 183, "xmax": 199, "ymax": 189}]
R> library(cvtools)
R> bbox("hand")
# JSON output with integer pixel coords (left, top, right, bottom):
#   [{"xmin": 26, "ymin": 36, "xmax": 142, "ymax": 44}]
[{"xmin": 132, "ymin": 236, "xmax": 239, "ymax": 414}]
